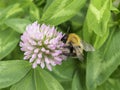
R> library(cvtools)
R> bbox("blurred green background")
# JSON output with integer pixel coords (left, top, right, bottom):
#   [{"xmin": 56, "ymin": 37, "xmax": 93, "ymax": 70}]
[{"xmin": 0, "ymin": 0, "xmax": 120, "ymax": 90}]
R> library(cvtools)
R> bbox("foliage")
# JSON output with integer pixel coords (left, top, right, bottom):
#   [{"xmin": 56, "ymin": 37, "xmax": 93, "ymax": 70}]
[{"xmin": 0, "ymin": 0, "xmax": 120, "ymax": 90}]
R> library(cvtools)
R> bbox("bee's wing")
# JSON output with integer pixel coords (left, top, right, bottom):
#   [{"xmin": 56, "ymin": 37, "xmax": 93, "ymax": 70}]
[
  {"xmin": 81, "ymin": 41, "xmax": 95, "ymax": 51},
  {"xmin": 73, "ymin": 46, "xmax": 84, "ymax": 60}
]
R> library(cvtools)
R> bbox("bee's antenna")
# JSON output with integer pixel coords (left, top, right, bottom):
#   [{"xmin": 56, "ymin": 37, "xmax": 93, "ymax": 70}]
[{"xmin": 66, "ymin": 27, "xmax": 70, "ymax": 34}]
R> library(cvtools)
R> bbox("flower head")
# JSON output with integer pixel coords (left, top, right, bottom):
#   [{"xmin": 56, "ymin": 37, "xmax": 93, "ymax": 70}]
[{"xmin": 20, "ymin": 22, "xmax": 66, "ymax": 71}]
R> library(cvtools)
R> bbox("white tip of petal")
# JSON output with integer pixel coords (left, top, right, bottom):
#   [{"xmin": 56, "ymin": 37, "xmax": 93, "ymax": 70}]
[
  {"xmin": 45, "ymin": 50, "xmax": 50, "ymax": 54},
  {"xmin": 29, "ymin": 58, "xmax": 34, "ymax": 63},
  {"xmin": 32, "ymin": 54, "xmax": 37, "ymax": 59},
  {"xmin": 41, "ymin": 61, "xmax": 45, "ymax": 69},
  {"xmin": 41, "ymin": 48, "xmax": 46, "ymax": 52},
  {"xmin": 27, "ymin": 46, "xmax": 34, "ymax": 50},
  {"xmin": 36, "ymin": 59, "xmax": 41, "ymax": 64},
  {"xmin": 50, "ymin": 60, "xmax": 56, "ymax": 66},
  {"xmin": 32, "ymin": 62, "xmax": 37, "ymax": 68},
  {"xmin": 55, "ymin": 61, "xmax": 61, "ymax": 65},
  {"xmin": 38, "ymin": 41, "xmax": 42, "ymax": 46},
  {"xmin": 23, "ymin": 56, "xmax": 29, "ymax": 60},
  {"xmin": 54, "ymin": 57, "xmax": 62, "ymax": 61},
  {"xmin": 34, "ymin": 48, "xmax": 39, "ymax": 53},
  {"xmin": 38, "ymin": 53, "xmax": 42, "ymax": 58},
  {"xmin": 46, "ymin": 64, "xmax": 52, "ymax": 71},
  {"xmin": 45, "ymin": 57, "xmax": 50, "ymax": 64}
]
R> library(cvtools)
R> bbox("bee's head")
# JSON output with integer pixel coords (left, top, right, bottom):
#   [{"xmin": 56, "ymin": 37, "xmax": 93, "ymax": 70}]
[{"xmin": 61, "ymin": 34, "xmax": 68, "ymax": 43}]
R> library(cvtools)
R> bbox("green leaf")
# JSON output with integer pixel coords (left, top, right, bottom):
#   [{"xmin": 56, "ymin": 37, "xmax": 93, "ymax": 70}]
[
  {"xmin": 34, "ymin": 68, "xmax": 64, "ymax": 90},
  {"xmin": 0, "ymin": 30, "xmax": 19, "ymax": 60},
  {"xmin": 110, "ymin": 5, "xmax": 120, "ymax": 14},
  {"xmin": 41, "ymin": 0, "xmax": 86, "ymax": 25},
  {"xmin": 86, "ymin": 29, "xmax": 120, "ymax": 90},
  {"xmin": 83, "ymin": 20, "xmax": 94, "ymax": 43},
  {"xmin": 4, "ymin": 18, "xmax": 31, "ymax": 33},
  {"xmin": 97, "ymin": 78, "xmax": 120, "ymax": 90},
  {"xmin": 0, "ymin": 3, "xmax": 23, "ymax": 24},
  {"xmin": 85, "ymin": 0, "xmax": 111, "ymax": 36},
  {"xmin": 94, "ymin": 29, "xmax": 109, "ymax": 49},
  {"xmin": 0, "ymin": 60, "xmax": 31, "ymax": 89},
  {"xmin": 10, "ymin": 69, "xmax": 35, "ymax": 90},
  {"xmin": 110, "ymin": 66, "xmax": 120, "ymax": 79},
  {"xmin": 83, "ymin": 0, "xmax": 111, "ymax": 49},
  {"xmin": 52, "ymin": 58, "xmax": 79, "ymax": 90},
  {"xmin": 72, "ymin": 71, "xmax": 83, "ymax": 90},
  {"xmin": 0, "ymin": 86, "xmax": 10, "ymax": 90},
  {"xmin": 29, "ymin": 3, "xmax": 40, "ymax": 21},
  {"xmin": 52, "ymin": 58, "xmax": 76, "ymax": 81},
  {"xmin": 11, "ymin": 66, "xmax": 64, "ymax": 90},
  {"xmin": 43, "ymin": 0, "xmax": 54, "ymax": 11}
]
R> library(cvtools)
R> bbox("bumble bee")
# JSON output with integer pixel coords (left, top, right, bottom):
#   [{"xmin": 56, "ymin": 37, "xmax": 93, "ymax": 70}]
[{"xmin": 61, "ymin": 33, "xmax": 95, "ymax": 60}]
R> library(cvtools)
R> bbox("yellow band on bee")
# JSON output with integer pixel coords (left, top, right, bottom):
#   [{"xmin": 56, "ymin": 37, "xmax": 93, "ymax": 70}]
[{"xmin": 67, "ymin": 33, "xmax": 81, "ymax": 45}]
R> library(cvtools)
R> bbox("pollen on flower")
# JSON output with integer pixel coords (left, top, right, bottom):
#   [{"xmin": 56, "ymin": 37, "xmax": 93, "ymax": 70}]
[{"xmin": 20, "ymin": 21, "xmax": 66, "ymax": 71}]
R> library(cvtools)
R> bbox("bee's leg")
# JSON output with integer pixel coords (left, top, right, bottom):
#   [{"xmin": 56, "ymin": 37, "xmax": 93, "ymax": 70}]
[
  {"xmin": 62, "ymin": 42, "xmax": 75, "ymax": 57},
  {"xmin": 63, "ymin": 45, "xmax": 72, "ymax": 49},
  {"xmin": 72, "ymin": 45, "xmax": 84, "ymax": 60},
  {"xmin": 62, "ymin": 53, "xmax": 76, "ymax": 57},
  {"xmin": 62, "ymin": 53, "xmax": 71, "ymax": 56}
]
